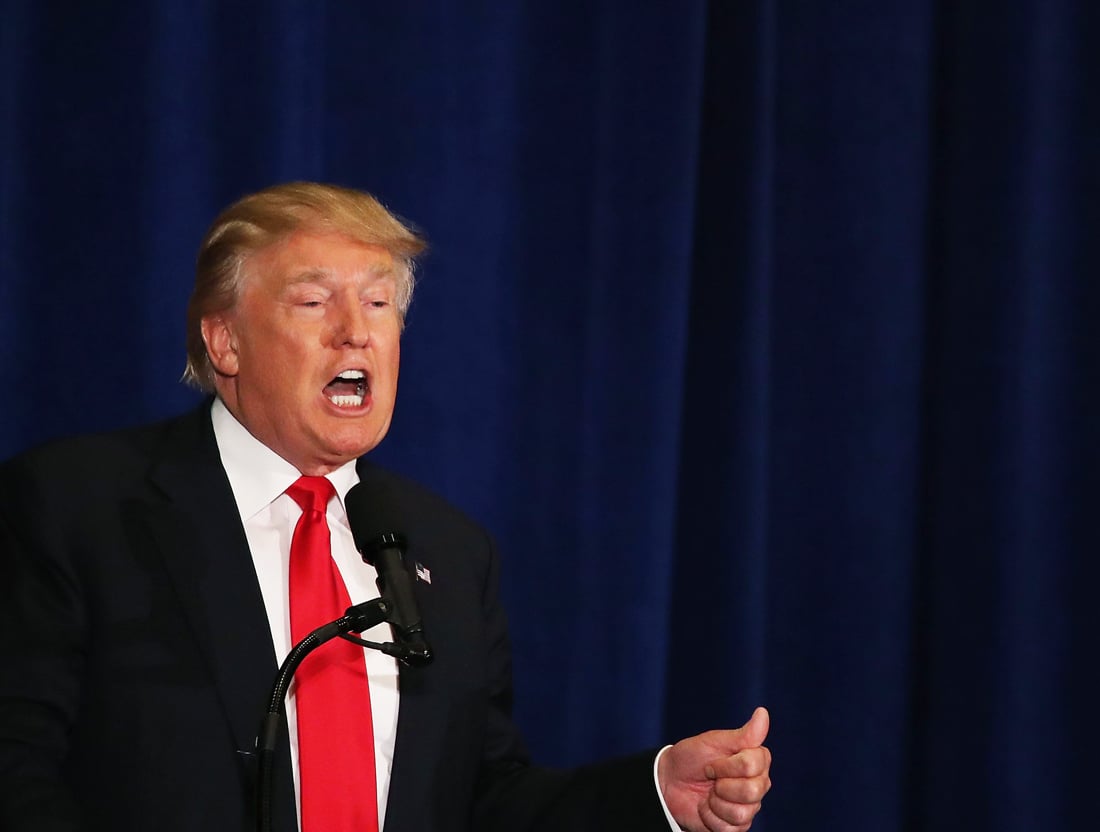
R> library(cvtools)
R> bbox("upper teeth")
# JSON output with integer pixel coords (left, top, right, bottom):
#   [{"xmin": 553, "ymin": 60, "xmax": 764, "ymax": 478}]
[{"xmin": 337, "ymin": 370, "xmax": 365, "ymax": 380}]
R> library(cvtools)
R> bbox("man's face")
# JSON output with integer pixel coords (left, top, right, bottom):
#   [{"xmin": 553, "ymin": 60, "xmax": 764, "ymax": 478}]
[{"xmin": 203, "ymin": 228, "xmax": 403, "ymax": 475}]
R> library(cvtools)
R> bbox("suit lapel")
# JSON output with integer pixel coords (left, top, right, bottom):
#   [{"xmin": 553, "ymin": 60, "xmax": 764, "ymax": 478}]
[
  {"xmin": 354, "ymin": 461, "xmax": 438, "ymax": 829},
  {"xmin": 132, "ymin": 404, "xmax": 297, "ymax": 830},
  {"xmin": 384, "ymin": 662, "xmax": 444, "ymax": 829}
]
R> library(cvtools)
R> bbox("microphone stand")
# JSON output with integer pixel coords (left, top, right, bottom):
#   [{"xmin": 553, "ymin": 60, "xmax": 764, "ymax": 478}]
[{"xmin": 255, "ymin": 598, "xmax": 420, "ymax": 832}]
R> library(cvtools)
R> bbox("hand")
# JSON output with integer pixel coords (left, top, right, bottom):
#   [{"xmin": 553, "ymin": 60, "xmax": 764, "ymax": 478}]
[{"xmin": 657, "ymin": 706, "xmax": 772, "ymax": 832}]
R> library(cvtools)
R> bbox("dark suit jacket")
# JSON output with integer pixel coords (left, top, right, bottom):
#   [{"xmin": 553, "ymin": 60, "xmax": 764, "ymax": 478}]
[{"xmin": 0, "ymin": 403, "xmax": 667, "ymax": 832}]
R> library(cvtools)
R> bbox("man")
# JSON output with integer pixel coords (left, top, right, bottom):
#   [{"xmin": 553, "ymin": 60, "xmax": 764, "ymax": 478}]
[{"xmin": 0, "ymin": 183, "xmax": 771, "ymax": 831}]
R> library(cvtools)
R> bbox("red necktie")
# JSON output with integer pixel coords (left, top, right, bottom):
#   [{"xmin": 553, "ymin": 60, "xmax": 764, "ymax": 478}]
[{"xmin": 287, "ymin": 476, "xmax": 378, "ymax": 832}]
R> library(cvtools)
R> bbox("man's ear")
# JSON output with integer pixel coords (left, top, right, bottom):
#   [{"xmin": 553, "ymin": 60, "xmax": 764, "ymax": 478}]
[{"xmin": 201, "ymin": 315, "xmax": 240, "ymax": 378}]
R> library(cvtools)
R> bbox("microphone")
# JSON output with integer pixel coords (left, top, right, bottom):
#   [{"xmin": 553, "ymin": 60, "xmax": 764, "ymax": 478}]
[{"xmin": 345, "ymin": 480, "xmax": 433, "ymax": 667}]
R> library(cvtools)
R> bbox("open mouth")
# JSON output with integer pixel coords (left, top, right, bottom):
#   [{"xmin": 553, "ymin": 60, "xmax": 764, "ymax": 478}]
[{"xmin": 324, "ymin": 369, "xmax": 368, "ymax": 408}]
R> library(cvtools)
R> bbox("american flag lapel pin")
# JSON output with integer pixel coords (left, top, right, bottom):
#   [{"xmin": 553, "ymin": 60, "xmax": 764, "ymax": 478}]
[{"xmin": 414, "ymin": 561, "xmax": 432, "ymax": 584}]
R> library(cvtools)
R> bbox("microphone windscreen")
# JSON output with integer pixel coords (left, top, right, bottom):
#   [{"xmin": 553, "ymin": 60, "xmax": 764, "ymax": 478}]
[{"xmin": 345, "ymin": 477, "xmax": 407, "ymax": 555}]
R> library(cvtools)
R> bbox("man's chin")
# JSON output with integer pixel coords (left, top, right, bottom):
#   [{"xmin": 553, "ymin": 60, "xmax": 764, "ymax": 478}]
[{"xmin": 322, "ymin": 426, "xmax": 389, "ymax": 462}]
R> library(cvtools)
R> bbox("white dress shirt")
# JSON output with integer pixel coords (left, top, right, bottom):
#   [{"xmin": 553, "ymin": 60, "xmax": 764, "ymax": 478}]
[{"xmin": 210, "ymin": 398, "xmax": 399, "ymax": 830}]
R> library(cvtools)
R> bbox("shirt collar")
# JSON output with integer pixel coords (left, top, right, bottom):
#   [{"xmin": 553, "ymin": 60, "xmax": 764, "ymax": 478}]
[{"xmin": 210, "ymin": 397, "xmax": 360, "ymax": 523}]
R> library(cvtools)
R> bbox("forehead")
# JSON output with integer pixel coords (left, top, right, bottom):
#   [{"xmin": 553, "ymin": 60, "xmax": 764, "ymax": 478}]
[{"xmin": 245, "ymin": 228, "xmax": 398, "ymax": 289}]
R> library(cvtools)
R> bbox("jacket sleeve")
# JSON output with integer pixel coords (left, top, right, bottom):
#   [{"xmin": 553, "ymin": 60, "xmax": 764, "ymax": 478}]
[
  {"xmin": 469, "ymin": 529, "xmax": 670, "ymax": 832},
  {"xmin": 0, "ymin": 454, "xmax": 86, "ymax": 831}
]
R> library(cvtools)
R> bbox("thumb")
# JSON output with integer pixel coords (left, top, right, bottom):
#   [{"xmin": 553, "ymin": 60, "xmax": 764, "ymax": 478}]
[{"xmin": 732, "ymin": 706, "xmax": 770, "ymax": 751}]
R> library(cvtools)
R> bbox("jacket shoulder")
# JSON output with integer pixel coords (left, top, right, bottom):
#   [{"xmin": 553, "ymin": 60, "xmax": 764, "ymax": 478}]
[
  {"xmin": 0, "ymin": 406, "xmax": 212, "ymax": 502},
  {"xmin": 355, "ymin": 460, "xmax": 487, "ymax": 535}
]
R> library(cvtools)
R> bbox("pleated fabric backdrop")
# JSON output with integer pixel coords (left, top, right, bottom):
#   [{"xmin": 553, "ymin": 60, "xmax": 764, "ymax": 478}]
[{"xmin": 2, "ymin": 2, "xmax": 1097, "ymax": 830}]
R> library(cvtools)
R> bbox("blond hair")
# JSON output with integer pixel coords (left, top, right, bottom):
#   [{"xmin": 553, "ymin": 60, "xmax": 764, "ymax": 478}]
[{"xmin": 182, "ymin": 181, "xmax": 427, "ymax": 390}]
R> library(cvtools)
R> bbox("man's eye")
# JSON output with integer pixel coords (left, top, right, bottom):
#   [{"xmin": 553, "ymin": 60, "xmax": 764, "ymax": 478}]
[
  {"xmin": 300, "ymin": 300, "xmax": 324, "ymax": 308},
  {"xmin": 367, "ymin": 299, "xmax": 390, "ymax": 309}
]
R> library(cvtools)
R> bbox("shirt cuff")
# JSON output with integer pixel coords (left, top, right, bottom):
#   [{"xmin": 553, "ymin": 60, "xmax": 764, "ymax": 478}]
[{"xmin": 653, "ymin": 745, "xmax": 681, "ymax": 831}]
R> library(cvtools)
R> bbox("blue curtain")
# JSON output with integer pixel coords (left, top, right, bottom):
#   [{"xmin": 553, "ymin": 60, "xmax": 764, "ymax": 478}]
[{"xmin": 2, "ymin": 2, "xmax": 1096, "ymax": 830}]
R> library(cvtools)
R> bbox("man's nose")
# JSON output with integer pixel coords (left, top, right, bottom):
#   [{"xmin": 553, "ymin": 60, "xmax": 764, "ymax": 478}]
[{"xmin": 332, "ymin": 298, "xmax": 371, "ymax": 348}]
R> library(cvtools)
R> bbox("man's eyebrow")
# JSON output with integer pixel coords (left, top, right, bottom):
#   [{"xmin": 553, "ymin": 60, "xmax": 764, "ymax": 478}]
[
  {"xmin": 283, "ymin": 265, "xmax": 396, "ymax": 286},
  {"xmin": 283, "ymin": 268, "xmax": 333, "ymax": 286}
]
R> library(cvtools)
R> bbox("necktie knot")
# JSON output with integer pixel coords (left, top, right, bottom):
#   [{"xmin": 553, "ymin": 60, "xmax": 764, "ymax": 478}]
[{"xmin": 286, "ymin": 476, "xmax": 336, "ymax": 515}]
